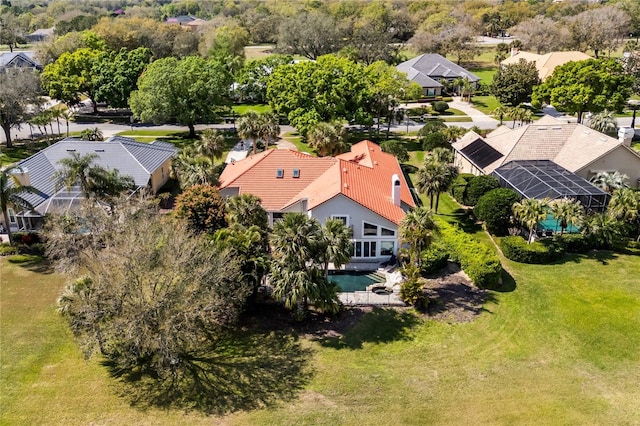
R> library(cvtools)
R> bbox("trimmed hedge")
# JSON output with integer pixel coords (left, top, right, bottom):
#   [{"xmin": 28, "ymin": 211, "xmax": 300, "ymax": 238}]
[
  {"xmin": 554, "ymin": 233, "xmax": 590, "ymax": 254},
  {"xmin": 500, "ymin": 236, "xmax": 565, "ymax": 264},
  {"xmin": 0, "ymin": 244, "xmax": 18, "ymax": 256},
  {"xmin": 438, "ymin": 220, "xmax": 502, "ymax": 289},
  {"xmin": 474, "ymin": 188, "xmax": 521, "ymax": 235},
  {"xmin": 465, "ymin": 175, "xmax": 500, "ymax": 206},
  {"xmin": 451, "ymin": 173, "xmax": 474, "ymax": 204}
]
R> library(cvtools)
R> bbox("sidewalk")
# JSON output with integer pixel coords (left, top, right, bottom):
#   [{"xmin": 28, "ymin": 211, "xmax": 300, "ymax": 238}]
[{"xmin": 399, "ymin": 96, "xmax": 499, "ymax": 127}]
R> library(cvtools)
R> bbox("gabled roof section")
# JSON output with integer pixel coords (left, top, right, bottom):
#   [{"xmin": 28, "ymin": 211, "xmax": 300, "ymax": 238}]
[
  {"xmin": 397, "ymin": 54, "xmax": 480, "ymax": 83},
  {"xmin": 501, "ymin": 50, "xmax": 591, "ymax": 80},
  {"xmin": 453, "ymin": 115, "xmax": 639, "ymax": 174},
  {"xmin": 0, "ymin": 51, "xmax": 40, "ymax": 68},
  {"xmin": 219, "ymin": 141, "xmax": 415, "ymax": 224}
]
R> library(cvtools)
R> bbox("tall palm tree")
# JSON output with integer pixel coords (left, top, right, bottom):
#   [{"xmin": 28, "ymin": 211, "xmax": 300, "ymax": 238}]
[
  {"xmin": 590, "ymin": 171, "xmax": 629, "ymax": 194},
  {"xmin": 0, "ymin": 165, "xmax": 36, "ymax": 245},
  {"xmin": 442, "ymin": 126, "xmax": 466, "ymax": 143},
  {"xmin": 226, "ymin": 193, "xmax": 268, "ymax": 230},
  {"xmin": 53, "ymin": 152, "xmax": 100, "ymax": 198},
  {"xmin": 319, "ymin": 218, "xmax": 352, "ymax": 279},
  {"xmin": 79, "ymin": 127, "xmax": 103, "ymax": 141},
  {"xmin": 60, "ymin": 110, "xmax": 73, "ymax": 137},
  {"xmin": 549, "ymin": 198, "xmax": 584, "ymax": 235},
  {"xmin": 416, "ymin": 159, "xmax": 458, "ymax": 212},
  {"xmin": 307, "ymin": 121, "xmax": 348, "ymax": 157},
  {"xmin": 172, "ymin": 151, "xmax": 217, "ymax": 187},
  {"xmin": 399, "ymin": 206, "xmax": 437, "ymax": 268},
  {"xmin": 425, "ymin": 147, "xmax": 454, "ymax": 164},
  {"xmin": 582, "ymin": 212, "xmax": 620, "ymax": 249},
  {"xmin": 195, "ymin": 128, "xmax": 226, "ymax": 165},
  {"xmin": 460, "ymin": 78, "xmax": 475, "ymax": 103},
  {"xmin": 491, "ymin": 105, "xmax": 510, "ymax": 126},
  {"xmin": 588, "ymin": 109, "xmax": 618, "ymax": 135},
  {"xmin": 608, "ymin": 187, "xmax": 640, "ymax": 241},
  {"xmin": 512, "ymin": 198, "xmax": 549, "ymax": 243},
  {"xmin": 237, "ymin": 111, "xmax": 262, "ymax": 155},
  {"xmin": 257, "ymin": 112, "xmax": 280, "ymax": 151}
]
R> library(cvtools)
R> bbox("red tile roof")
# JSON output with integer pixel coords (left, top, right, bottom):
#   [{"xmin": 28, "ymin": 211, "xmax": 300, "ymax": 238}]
[{"xmin": 218, "ymin": 141, "xmax": 415, "ymax": 224}]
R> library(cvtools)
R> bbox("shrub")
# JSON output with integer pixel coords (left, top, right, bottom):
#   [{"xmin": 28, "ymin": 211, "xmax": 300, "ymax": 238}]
[
  {"xmin": 465, "ymin": 175, "xmax": 500, "ymax": 206},
  {"xmin": 432, "ymin": 101, "xmax": 450, "ymax": 113},
  {"xmin": 554, "ymin": 233, "xmax": 590, "ymax": 254},
  {"xmin": 0, "ymin": 244, "xmax": 18, "ymax": 256},
  {"xmin": 380, "ymin": 140, "xmax": 409, "ymax": 163},
  {"xmin": 174, "ymin": 184, "xmax": 227, "ymax": 234},
  {"xmin": 12, "ymin": 231, "xmax": 41, "ymax": 246},
  {"xmin": 442, "ymin": 96, "xmax": 453, "ymax": 102},
  {"xmin": 450, "ymin": 173, "xmax": 474, "ymax": 204},
  {"xmin": 399, "ymin": 264, "xmax": 427, "ymax": 309},
  {"xmin": 474, "ymin": 188, "xmax": 521, "ymax": 235},
  {"xmin": 420, "ymin": 241, "xmax": 450, "ymax": 274},
  {"xmin": 438, "ymin": 220, "xmax": 502, "ymax": 289},
  {"xmin": 422, "ymin": 131, "xmax": 449, "ymax": 150},
  {"xmin": 500, "ymin": 236, "xmax": 565, "ymax": 264}
]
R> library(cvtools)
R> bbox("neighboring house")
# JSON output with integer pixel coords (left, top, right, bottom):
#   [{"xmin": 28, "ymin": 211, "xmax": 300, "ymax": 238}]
[
  {"xmin": 25, "ymin": 27, "xmax": 55, "ymax": 43},
  {"xmin": 0, "ymin": 51, "xmax": 42, "ymax": 72},
  {"xmin": 2, "ymin": 137, "xmax": 177, "ymax": 232},
  {"xmin": 184, "ymin": 18, "xmax": 209, "ymax": 32},
  {"xmin": 396, "ymin": 53, "xmax": 480, "ymax": 97},
  {"xmin": 500, "ymin": 50, "xmax": 591, "ymax": 80},
  {"xmin": 219, "ymin": 140, "xmax": 416, "ymax": 261},
  {"xmin": 165, "ymin": 15, "xmax": 196, "ymax": 25},
  {"xmin": 452, "ymin": 115, "xmax": 640, "ymax": 207}
]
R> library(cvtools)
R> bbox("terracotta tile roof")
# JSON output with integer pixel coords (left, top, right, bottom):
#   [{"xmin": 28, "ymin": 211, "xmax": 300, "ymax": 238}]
[{"xmin": 219, "ymin": 141, "xmax": 414, "ymax": 224}]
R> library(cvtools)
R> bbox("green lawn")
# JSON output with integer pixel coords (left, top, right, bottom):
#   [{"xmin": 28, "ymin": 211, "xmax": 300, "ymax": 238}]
[
  {"xmin": 469, "ymin": 67, "xmax": 498, "ymax": 84},
  {"xmin": 3, "ymin": 248, "xmax": 639, "ymax": 424},
  {"xmin": 471, "ymin": 95, "xmax": 502, "ymax": 115},
  {"xmin": 232, "ymin": 104, "xmax": 273, "ymax": 115}
]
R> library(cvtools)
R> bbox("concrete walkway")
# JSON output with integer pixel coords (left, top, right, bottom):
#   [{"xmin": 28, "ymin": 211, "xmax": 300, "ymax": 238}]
[{"xmin": 399, "ymin": 96, "xmax": 499, "ymax": 128}]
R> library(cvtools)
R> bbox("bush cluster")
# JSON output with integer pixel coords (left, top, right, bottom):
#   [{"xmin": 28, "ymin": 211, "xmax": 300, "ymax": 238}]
[
  {"xmin": 474, "ymin": 188, "xmax": 521, "ymax": 235},
  {"xmin": 465, "ymin": 175, "xmax": 500, "ymax": 206},
  {"xmin": 420, "ymin": 241, "xmax": 449, "ymax": 274},
  {"xmin": 554, "ymin": 233, "xmax": 590, "ymax": 254},
  {"xmin": 500, "ymin": 236, "xmax": 565, "ymax": 264},
  {"xmin": 450, "ymin": 173, "xmax": 474, "ymax": 204},
  {"xmin": 0, "ymin": 244, "xmax": 18, "ymax": 256},
  {"xmin": 438, "ymin": 221, "xmax": 502, "ymax": 289}
]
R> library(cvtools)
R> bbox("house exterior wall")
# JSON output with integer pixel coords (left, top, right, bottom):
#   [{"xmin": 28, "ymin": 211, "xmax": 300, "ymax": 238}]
[
  {"xmin": 310, "ymin": 194, "xmax": 401, "ymax": 260},
  {"xmin": 422, "ymin": 86, "xmax": 441, "ymax": 97},
  {"xmin": 148, "ymin": 159, "xmax": 173, "ymax": 193},
  {"xmin": 576, "ymin": 147, "xmax": 640, "ymax": 188}
]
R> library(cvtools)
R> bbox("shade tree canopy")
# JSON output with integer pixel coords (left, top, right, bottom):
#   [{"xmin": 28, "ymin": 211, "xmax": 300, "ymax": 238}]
[
  {"xmin": 130, "ymin": 56, "xmax": 232, "ymax": 138},
  {"xmin": 93, "ymin": 47, "xmax": 153, "ymax": 109},
  {"xmin": 0, "ymin": 69, "xmax": 41, "ymax": 148},
  {"xmin": 491, "ymin": 59, "xmax": 540, "ymax": 107},
  {"xmin": 532, "ymin": 58, "xmax": 634, "ymax": 123}
]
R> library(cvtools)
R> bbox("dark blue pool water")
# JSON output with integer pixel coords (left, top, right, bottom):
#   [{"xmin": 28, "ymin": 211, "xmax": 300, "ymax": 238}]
[{"xmin": 328, "ymin": 270, "xmax": 385, "ymax": 292}]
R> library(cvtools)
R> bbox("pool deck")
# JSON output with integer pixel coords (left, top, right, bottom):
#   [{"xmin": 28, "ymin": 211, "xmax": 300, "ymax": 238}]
[{"xmin": 339, "ymin": 290, "xmax": 405, "ymax": 306}]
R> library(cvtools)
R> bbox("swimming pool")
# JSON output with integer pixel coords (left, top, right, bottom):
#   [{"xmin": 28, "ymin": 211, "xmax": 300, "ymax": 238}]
[{"xmin": 328, "ymin": 270, "xmax": 386, "ymax": 292}]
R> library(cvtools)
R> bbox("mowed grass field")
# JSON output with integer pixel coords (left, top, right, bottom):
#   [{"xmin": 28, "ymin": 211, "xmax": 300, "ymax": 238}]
[{"xmin": 2, "ymin": 248, "xmax": 639, "ymax": 425}]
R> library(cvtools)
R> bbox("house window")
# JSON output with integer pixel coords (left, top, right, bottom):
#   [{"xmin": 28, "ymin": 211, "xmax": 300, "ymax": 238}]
[
  {"xmin": 7, "ymin": 208, "xmax": 16, "ymax": 224},
  {"xmin": 381, "ymin": 227, "xmax": 395, "ymax": 236},
  {"xmin": 276, "ymin": 169, "xmax": 284, "ymax": 178},
  {"xmin": 380, "ymin": 241, "xmax": 395, "ymax": 256},
  {"xmin": 292, "ymin": 168, "xmax": 300, "ymax": 178},
  {"xmin": 353, "ymin": 241, "xmax": 377, "ymax": 258},
  {"xmin": 331, "ymin": 215, "xmax": 349, "ymax": 227},
  {"xmin": 363, "ymin": 222, "xmax": 378, "ymax": 236},
  {"xmin": 272, "ymin": 212, "xmax": 284, "ymax": 223}
]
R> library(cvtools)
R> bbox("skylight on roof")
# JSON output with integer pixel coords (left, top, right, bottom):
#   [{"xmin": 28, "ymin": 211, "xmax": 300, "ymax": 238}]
[
  {"xmin": 276, "ymin": 168, "xmax": 284, "ymax": 178},
  {"xmin": 292, "ymin": 168, "xmax": 300, "ymax": 178}
]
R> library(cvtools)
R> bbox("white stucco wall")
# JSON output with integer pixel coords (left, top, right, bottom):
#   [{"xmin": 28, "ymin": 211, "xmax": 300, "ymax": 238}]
[
  {"xmin": 149, "ymin": 159, "xmax": 173, "ymax": 193},
  {"xmin": 577, "ymin": 146, "xmax": 640, "ymax": 188}
]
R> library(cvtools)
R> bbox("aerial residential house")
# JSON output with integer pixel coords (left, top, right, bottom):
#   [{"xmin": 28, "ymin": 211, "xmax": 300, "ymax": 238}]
[
  {"xmin": 396, "ymin": 53, "xmax": 480, "ymax": 97},
  {"xmin": 25, "ymin": 27, "xmax": 55, "ymax": 43},
  {"xmin": 2, "ymin": 137, "xmax": 177, "ymax": 232},
  {"xmin": 451, "ymin": 115, "xmax": 640, "ymax": 210},
  {"xmin": 218, "ymin": 140, "xmax": 416, "ymax": 261},
  {"xmin": 0, "ymin": 51, "xmax": 42, "ymax": 72},
  {"xmin": 500, "ymin": 50, "xmax": 591, "ymax": 80}
]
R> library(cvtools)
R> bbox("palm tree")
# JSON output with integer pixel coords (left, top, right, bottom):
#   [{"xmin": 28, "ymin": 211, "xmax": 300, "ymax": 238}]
[
  {"xmin": 257, "ymin": 112, "xmax": 280, "ymax": 151},
  {"xmin": 588, "ymin": 110, "xmax": 618, "ymax": 135},
  {"xmin": 491, "ymin": 105, "xmax": 510, "ymax": 126},
  {"xmin": 226, "ymin": 193, "xmax": 268, "ymax": 230},
  {"xmin": 237, "ymin": 111, "xmax": 262, "ymax": 155},
  {"xmin": 307, "ymin": 121, "xmax": 348, "ymax": 157},
  {"xmin": 460, "ymin": 78, "xmax": 475, "ymax": 103},
  {"xmin": 549, "ymin": 198, "xmax": 584, "ymax": 235},
  {"xmin": 0, "ymin": 165, "xmax": 36, "ymax": 245},
  {"xmin": 79, "ymin": 127, "xmax": 103, "ymax": 141},
  {"xmin": 195, "ymin": 128, "xmax": 226, "ymax": 165},
  {"xmin": 60, "ymin": 110, "xmax": 73, "ymax": 137},
  {"xmin": 442, "ymin": 126, "xmax": 466, "ymax": 143},
  {"xmin": 270, "ymin": 213, "xmax": 324, "ymax": 319},
  {"xmin": 53, "ymin": 152, "xmax": 99, "ymax": 198},
  {"xmin": 172, "ymin": 151, "xmax": 217, "ymax": 187},
  {"xmin": 416, "ymin": 159, "xmax": 458, "ymax": 212},
  {"xmin": 319, "ymin": 218, "xmax": 352, "ymax": 279},
  {"xmin": 512, "ymin": 198, "xmax": 549, "ymax": 243},
  {"xmin": 399, "ymin": 206, "xmax": 437, "ymax": 268},
  {"xmin": 425, "ymin": 147, "xmax": 454, "ymax": 164},
  {"xmin": 582, "ymin": 212, "xmax": 620, "ymax": 249},
  {"xmin": 608, "ymin": 188, "xmax": 640, "ymax": 241},
  {"xmin": 590, "ymin": 171, "xmax": 629, "ymax": 194}
]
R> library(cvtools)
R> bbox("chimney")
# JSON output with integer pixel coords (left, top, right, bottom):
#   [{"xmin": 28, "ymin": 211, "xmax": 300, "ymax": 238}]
[
  {"xmin": 510, "ymin": 47, "xmax": 519, "ymax": 57},
  {"xmin": 391, "ymin": 174, "xmax": 401, "ymax": 206},
  {"xmin": 11, "ymin": 167, "xmax": 30, "ymax": 186},
  {"xmin": 618, "ymin": 127, "xmax": 634, "ymax": 147}
]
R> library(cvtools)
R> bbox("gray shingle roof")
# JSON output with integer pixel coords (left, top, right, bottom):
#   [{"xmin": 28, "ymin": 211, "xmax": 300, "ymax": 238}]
[
  {"xmin": 397, "ymin": 54, "xmax": 480, "ymax": 86},
  {"xmin": 13, "ymin": 136, "xmax": 177, "ymax": 212},
  {"xmin": 0, "ymin": 51, "xmax": 40, "ymax": 68}
]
